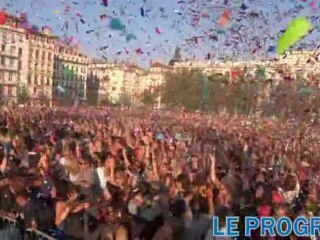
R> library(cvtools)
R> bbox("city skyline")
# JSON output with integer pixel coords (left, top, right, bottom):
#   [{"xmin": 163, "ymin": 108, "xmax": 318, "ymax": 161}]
[{"xmin": 0, "ymin": 0, "xmax": 319, "ymax": 68}]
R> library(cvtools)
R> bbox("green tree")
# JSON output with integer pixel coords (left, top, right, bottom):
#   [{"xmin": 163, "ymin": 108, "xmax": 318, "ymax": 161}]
[
  {"xmin": 162, "ymin": 69, "xmax": 236, "ymax": 111},
  {"xmin": 162, "ymin": 69, "xmax": 207, "ymax": 110},
  {"xmin": 141, "ymin": 90, "xmax": 157, "ymax": 106},
  {"xmin": 99, "ymin": 98, "xmax": 110, "ymax": 106},
  {"xmin": 86, "ymin": 91, "xmax": 98, "ymax": 106},
  {"xmin": 63, "ymin": 91, "xmax": 74, "ymax": 106},
  {"xmin": 17, "ymin": 85, "xmax": 30, "ymax": 104},
  {"xmin": 119, "ymin": 94, "xmax": 132, "ymax": 107}
]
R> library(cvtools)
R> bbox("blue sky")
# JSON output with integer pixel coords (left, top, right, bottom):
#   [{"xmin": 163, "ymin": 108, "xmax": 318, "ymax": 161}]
[{"xmin": 0, "ymin": 0, "xmax": 319, "ymax": 68}]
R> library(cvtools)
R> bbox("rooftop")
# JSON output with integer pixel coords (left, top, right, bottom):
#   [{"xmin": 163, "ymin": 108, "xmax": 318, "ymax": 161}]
[
  {"xmin": 5, "ymin": 12, "xmax": 59, "ymax": 39},
  {"xmin": 151, "ymin": 62, "xmax": 173, "ymax": 71}
]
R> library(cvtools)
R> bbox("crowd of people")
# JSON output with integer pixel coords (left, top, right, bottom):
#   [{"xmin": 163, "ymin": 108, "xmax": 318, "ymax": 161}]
[{"xmin": 0, "ymin": 106, "xmax": 319, "ymax": 240}]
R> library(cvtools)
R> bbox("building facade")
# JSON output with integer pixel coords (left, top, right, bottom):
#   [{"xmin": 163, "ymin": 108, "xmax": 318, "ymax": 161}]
[
  {"xmin": 53, "ymin": 45, "xmax": 89, "ymax": 106},
  {"xmin": 88, "ymin": 61, "xmax": 147, "ymax": 105},
  {"xmin": 0, "ymin": 15, "xmax": 27, "ymax": 105},
  {"xmin": 87, "ymin": 61, "xmax": 116, "ymax": 105},
  {"xmin": 2, "ymin": 12, "xmax": 320, "ymax": 107},
  {"xmin": 26, "ymin": 27, "xmax": 57, "ymax": 106}
]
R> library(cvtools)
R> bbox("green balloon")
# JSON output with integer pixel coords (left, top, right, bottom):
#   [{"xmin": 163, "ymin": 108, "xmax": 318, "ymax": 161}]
[
  {"xmin": 126, "ymin": 33, "xmax": 137, "ymax": 42},
  {"xmin": 277, "ymin": 17, "xmax": 312, "ymax": 55},
  {"xmin": 110, "ymin": 18, "xmax": 126, "ymax": 32}
]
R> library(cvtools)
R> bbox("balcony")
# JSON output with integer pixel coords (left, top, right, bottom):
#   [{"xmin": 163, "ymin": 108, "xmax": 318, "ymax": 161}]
[
  {"xmin": 0, "ymin": 51, "xmax": 18, "ymax": 58},
  {"xmin": 0, "ymin": 65, "xmax": 19, "ymax": 72}
]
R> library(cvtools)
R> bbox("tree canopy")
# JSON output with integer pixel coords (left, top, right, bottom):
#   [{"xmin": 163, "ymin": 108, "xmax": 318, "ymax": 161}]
[
  {"xmin": 17, "ymin": 85, "xmax": 30, "ymax": 104},
  {"xmin": 161, "ymin": 68, "xmax": 320, "ymax": 119}
]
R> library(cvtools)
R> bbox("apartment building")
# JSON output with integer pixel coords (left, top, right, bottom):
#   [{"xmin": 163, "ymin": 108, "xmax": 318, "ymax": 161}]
[
  {"xmin": 123, "ymin": 64, "xmax": 145, "ymax": 103},
  {"xmin": 149, "ymin": 62, "xmax": 172, "ymax": 88},
  {"xmin": 0, "ymin": 14, "xmax": 27, "ymax": 105},
  {"xmin": 53, "ymin": 44, "xmax": 89, "ymax": 106},
  {"xmin": 87, "ymin": 61, "xmax": 116, "ymax": 105},
  {"xmin": 88, "ymin": 62, "xmax": 146, "ymax": 105},
  {"xmin": 26, "ymin": 27, "xmax": 57, "ymax": 106},
  {"xmin": 0, "ymin": 13, "xmax": 58, "ymax": 106}
]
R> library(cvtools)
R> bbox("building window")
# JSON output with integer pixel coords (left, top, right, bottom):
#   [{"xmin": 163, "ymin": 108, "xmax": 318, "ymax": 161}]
[
  {"xmin": 2, "ymin": 30, "xmax": 7, "ymax": 40},
  {"xmin": 33, "ymin": 87, "xmax": 36, "ymax": 93},
  {"xmin": 112, "ymin": 87, "xmax": 116, "ymax": 91},
  {"xmin": 18, "ymin": 48, "xmax": 22, "ymax": 57},
  {"xmin": 1, "ymin": 57, "xmax": 4, "ymax": 66},
  {"xmin": 18, "ymin": 61, "xmax": 22, "ymax": 71},
  {"xmin": 46, "ymin": 78, "xmax": 50, "ymax": 85},
  {"xmin": 8, "ymin": 73, "xmax": 12, "ymax": 81},
  {"xmin": 10, "ymin": 46, "xmax": 15, "ymax": 54},
  {"xmin": 35, "ymin": 50, "xmax": 39, "ymax": 58},
  {"xmin": 8, "ymin": 87, "xmax": 12, "ymax": 96},
  {"xmin": 34, "ymin": 75, "xmax": 38, "ymax": 85},
  {"xmin": 28, "ymin": 74, "xmax": 31, "ymax": 84},
  {"xmin": 42, "ymin": 51, "xmax": 45, "ymax": 61},
  {"xmin": 1, "ymin": 44, "xmax": 5, "ymax": 52},
  {"xmin": 9, "ymin": 58, "xmax": 14, "ymax": 67}
]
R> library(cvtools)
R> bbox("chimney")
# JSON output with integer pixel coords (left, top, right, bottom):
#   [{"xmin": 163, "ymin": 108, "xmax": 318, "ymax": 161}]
[{"xmin": 42, "ymin": 26, "xmax": 52, "ymax": 36}]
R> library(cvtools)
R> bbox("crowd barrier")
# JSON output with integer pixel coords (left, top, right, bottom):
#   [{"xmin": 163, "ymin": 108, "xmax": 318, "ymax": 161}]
[{"xmin": 0, "ymin": 216, "xmax": 56, "ymax": 240}]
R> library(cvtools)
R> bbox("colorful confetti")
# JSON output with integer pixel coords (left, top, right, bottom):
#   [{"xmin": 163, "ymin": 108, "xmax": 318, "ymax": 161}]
[
  {"xmin": 135, "ymin": 48, "xmax": 144, "ymax": 55},
  {"xmin": 155, "ymin": 27, "xmax": 161, "ymax": 34},
  {"xmin": 102, "ymin": 0, "xmax": 108, "ymax": 7},
  {"xmin": 126, "ymin": 33, "xmax": 137, "ymax": 42},
  {"xmin": 218, "ymin": 10, "xmax": 231, "ymax": 27},
  {"xmin": 110, "ymin": 18, "xmax": 126, "ymax": 32}
]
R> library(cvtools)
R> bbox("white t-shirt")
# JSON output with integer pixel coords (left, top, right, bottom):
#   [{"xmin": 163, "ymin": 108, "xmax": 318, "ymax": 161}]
[
  {"xmin": 96, "ymin": 167, "xmax": 108, "ymax": 189},
  {"xmin": 206, "ymin": 227, "xmax": 233, "ymax": 240},
  {"xmin": 59, "ymin": 157, "xmax": 67, "ymax": 166}
]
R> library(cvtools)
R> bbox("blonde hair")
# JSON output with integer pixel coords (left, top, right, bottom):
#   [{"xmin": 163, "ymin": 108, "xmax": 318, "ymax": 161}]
[
  {"xmin": 115, "ymin": 226, "xmax": 128, "ymax": 240},
  {"xmin": 64, "ymin": 152, "xmax": 79, "ymax": 175}
]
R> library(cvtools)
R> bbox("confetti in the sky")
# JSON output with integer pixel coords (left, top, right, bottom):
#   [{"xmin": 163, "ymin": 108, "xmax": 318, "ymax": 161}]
[
  {"xmin": 126, "ymin": 33, "xmax": 137, "ymax": 42},
  {"xmin": 102, "ymin": 0, "xmax": 108, "ymax": 7},
  {"xmin": 110, "ymin": 18, "xmax": 126, "ymax": 32},
  {"xmin": 0, "ymin": 0, "xmax": 319, "ymax": 65},
  {"xmin": 135, "ymin": 48, "xmax": 144, "ymax": 55},
  {"xmin": 218, "ymin": 10, "xmax": 231, "ymax": 27},
  {"xmin": 140, "ymin": 7, "xmax": 145, "ymax": 17},
  {"xmin": 155, "ymin": 27, "xmax": 161, "ymax": 35},
  {"xmin": 267, "ymin": 46, "xmax": 276, "ymax": 53}
]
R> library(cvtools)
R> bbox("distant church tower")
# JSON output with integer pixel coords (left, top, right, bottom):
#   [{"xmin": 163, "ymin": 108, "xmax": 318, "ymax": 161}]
[{"xmin": 169, "ymin": 46, "xmax": 182, "ymax": 67}]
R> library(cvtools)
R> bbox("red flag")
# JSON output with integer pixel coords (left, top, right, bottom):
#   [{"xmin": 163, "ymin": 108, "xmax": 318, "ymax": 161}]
[
  {"xmin": 0, "ymin": 9, "xmax": 6, "ymax": 25},
  {"xmin": 230, "ymin": 67, "xmax": 242, "ymax": 81}
]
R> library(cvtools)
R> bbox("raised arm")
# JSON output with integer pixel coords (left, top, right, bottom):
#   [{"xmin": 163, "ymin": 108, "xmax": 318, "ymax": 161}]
[{"xmin": 209, "ymin": 151, "xmax": 221, "ymax": 188}]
